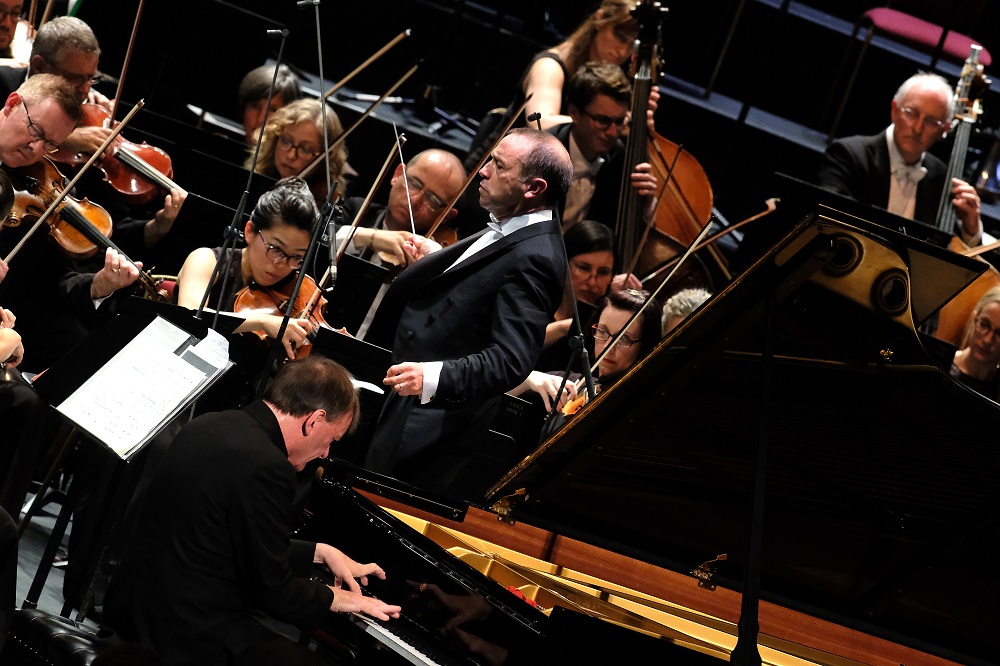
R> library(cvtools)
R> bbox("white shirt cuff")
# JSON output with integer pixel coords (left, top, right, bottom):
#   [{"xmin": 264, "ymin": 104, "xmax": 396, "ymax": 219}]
[
  {"xmin": 958, "ymin": 218, "xmax": 983, "ymax": 248},
  {"xmin": 421, "ymin": 361, "xmax": 442, "ymax": 404}
]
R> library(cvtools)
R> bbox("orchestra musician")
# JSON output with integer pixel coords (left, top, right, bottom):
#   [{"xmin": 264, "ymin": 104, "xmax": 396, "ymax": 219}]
[
  {"xmin": 0, "ymin": 0, "xmax": 21, "ymax": 61},
  {"xmin": 818, "ymin": 72, "xmax": 984, "ymax": 246},
  {"xmin": 362, "ymin": 128, "xmax": 571, "ymax": 500},
  {"xmin": 552, "ymin": 61, "xmax": 658, "ymax": 229},
  {"xmin": 248, "ymin": 98, "xmax": 348, "ymax": 204},
  {"xmin": 661, "ymin": 286, "xmax": 712, "ymax": 334},
  {"xmin": 950, "ymin": 286, "xmax": 1000, "ymax": 399},
  {"xmin": 174, "ymin": 177, "xmax": 318, "ymax": 363},
  {"xmin": 0, "ymin": 74, "xmax": 142, "ymax": 373},
  {"xmin": 518, "ymin": 0, "xmax": 639, "ymax": 132},
  {"xmin": 0, "ymin": 15, "xmax": 187, "ymax": 257},
  {"xmin": 335, "ymin": 148, "xmax": 466, "ymax": 265},
  {"xmin": 237, "ymin": 63, "xmax": 302, "ymax": 147},
  {"xmin": 103, "ymin": 356, "xmax": 401, "ymax": 666}
]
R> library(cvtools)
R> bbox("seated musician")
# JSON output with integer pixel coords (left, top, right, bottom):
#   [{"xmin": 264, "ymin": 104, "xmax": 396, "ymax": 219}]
[
  {"xmin": 0, "ymin": 74, "xmax": 143, "ymax": 373},
  {"xmin": 661, "ymin": 286, "xmax": 712, "ymax": 335},
  {"xmin": 102, "ymin": 356, "xmax": 401, "ymax": 666},
  {"xmin": 175, "ymin": 177, "xmax": 318, "ymax": 363},
  {"xmin": 0, "ymin": 16, "xmax": 186, "ymax": 257},
  {"xmin": 464, "ymin": 0, "xmax": 639, "ymax": 168},
  {"xmin": 362, "ymin": 128, "xmax": 571, "ymax": 501},
  {"xmin": 334, "ymin": 148, "xmax": 466, "ymax": 265},
  {"xmin": 951, "ymin": 286, "xmax": 1000, "ymax": 399},
  {"xmin": 550, "ymin": 61, "xmax": 658, "ymax": 229},
  {"xmin": 818, "ymin": 72, "xmax": 984, "ymax": 246},
  {"xmin": 517, "ymin": 287, "xmax": 663, "ymax": 438},
  {"xmin": 248, "ymin": 98, "xmax": 348, "ymax": 204},
  {"xmin": 238, "ymin": 63, "xmax": 302, "ymax": 147},
  {"xmin": 0, "ymin": 0, "xmax": 23, "ymax": 63}
]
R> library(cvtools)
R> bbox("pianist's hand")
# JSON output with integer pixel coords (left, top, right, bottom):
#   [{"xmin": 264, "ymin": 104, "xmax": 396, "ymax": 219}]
[
  {"xmin": 328, "ymin": 587, "xmax": 402, "ymax": 620},
  {"xmin": 314, "ymin": 543, "xmax": 385, "ymax": 592}
]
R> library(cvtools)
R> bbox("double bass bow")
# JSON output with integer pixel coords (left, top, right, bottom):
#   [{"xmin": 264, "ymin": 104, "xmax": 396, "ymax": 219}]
[{"xmin": 928, "ymin": 45, "xmax": 999, "ymax": 347}]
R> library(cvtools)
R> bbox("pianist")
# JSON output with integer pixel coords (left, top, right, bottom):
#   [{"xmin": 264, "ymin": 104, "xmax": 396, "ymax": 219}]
[{"xmin": 103, "ymin": 356, "xmax": 401, "ymax": 665}]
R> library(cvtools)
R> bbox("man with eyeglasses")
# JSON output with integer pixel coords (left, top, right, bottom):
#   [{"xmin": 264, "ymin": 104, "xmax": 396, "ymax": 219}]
[
  {"xmin": 0, "ymin": 15, "xmax": 186, "ymax": 258},
  {"xmin": 819, "ymin": 72, "xmax": 984, "ymax": 247},
  {"xmin": 548, "ymin": 61, "xmax": 658, "ymax": 229},
  {"xmin": 0, "ymin": 74, "xmax": 142, "ymax": 372},
  {"xmin": 335, "ymin": 149, "xmax": 466, "ymax": 266},
  {"xmin": 0, "ymin": 0, "xmax": 24, "ymax": 62}
]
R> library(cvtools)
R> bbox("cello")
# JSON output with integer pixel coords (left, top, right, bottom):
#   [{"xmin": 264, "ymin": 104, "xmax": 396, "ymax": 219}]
[
  {"xmin": 929, "ymin": 45, "xmax": 1000, "ymax": 347},
  {"xmin": 614, "ymin": 0, "xmax": 727, "ymax": 295}
]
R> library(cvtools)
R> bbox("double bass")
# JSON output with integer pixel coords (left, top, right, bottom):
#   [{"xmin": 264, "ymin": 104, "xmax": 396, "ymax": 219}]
[
  {"xmin": 614, "ymin": 0, "xmax": 728, "ymax": 295},
  {"xmin": 929, "ymin": 45, "xmax": 999, "ymax": 347}
]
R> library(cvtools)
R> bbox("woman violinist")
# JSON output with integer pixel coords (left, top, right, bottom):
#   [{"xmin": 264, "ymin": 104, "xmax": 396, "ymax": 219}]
[
  {"xmin": 175, "ymin": 178, "xmax": 319, "ymax": 362},
  {"xmin": 247, "ymin": 98, "xmax": 348, "ymax": 205}
]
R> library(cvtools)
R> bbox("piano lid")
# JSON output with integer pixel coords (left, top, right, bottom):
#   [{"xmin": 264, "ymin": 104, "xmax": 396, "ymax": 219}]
[{"xmin": 487, "ymin": 205, "xmax": 1000, "ymax": 664}]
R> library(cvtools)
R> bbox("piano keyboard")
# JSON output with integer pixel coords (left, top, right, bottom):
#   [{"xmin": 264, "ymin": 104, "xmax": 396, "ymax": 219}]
[{"xmin": 349, "ymin": 613, "xmax": 458, "ymax": 666}]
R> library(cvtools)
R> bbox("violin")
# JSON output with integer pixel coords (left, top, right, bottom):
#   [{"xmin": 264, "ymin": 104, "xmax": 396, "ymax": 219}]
[
  {"xmin": 3, "ymin": 157, "xmax": 169, "ymax": 301},
  {"xmin": 5, "ymin": 157, "xmax": 115, "ymax": 260},
  {"xmin": 233, "ymin": 273, "xmax": 333, "ymax": 357},
  {"xmin": 52, "ymin": 103, "xmax": 178, "ymax": 207}
]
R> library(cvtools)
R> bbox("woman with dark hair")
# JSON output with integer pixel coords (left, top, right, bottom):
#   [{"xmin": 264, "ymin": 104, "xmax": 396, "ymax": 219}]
[
  {"xmin": 591, "ymin": 287, "xmax": 662, "ymax": 383},
  {"xmin": 175, "ymin": 178, "xmax": 319, "ymax": 360}
]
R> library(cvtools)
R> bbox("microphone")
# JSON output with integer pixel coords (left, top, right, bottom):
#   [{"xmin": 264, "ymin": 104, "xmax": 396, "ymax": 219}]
[
  {"xmin": 267, "ymin": 29, "xmax": 289, "ymax": 38},
  {"xmin": 526, "ymin": 112, "xmax": 542, "ymax": 130},
  {"xmin": 296, "ymin": 0, "xmax": 317, "ymax": 6}
]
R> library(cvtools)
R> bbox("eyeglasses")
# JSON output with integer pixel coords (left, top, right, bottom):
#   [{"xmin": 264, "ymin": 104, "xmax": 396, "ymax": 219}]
[
  {"xmin": 898, "ymin": 106, "xmax": 949, "ymax": 131},
  {"xmin": 404, "ymin": 174, "xmax": 447, "ymax": 210},
  {"xmin": 592, "ymin": 324, "xmax": 641, "ymax": 350},
  {"xmin": 973, "ymin": 316, "xmax": 1000, "ymax": 339},
  {"xmin": 21, "ymin": 100, "xmax": 61, "ymax": 153},
  {"xmin": 43, "ymin": 60, "xmax": 102, "ymax": 88},
  {"xmin": 277, "ymin": 134, "xmax": 320, "ymax": 160},
  {"xmin": 0, "ymin": 6, "xmax": 23, "ymax": 21},
  {"xmin": 569, "ymin": 259, "xmax": 613, "ymax": 281},
  {"xmin": 583, "ymin": 109, "xmax": 628, "ymax": 131},
  {"xmin": 254, "ymin": 227, "xmax": 305, "ymax": 269}
]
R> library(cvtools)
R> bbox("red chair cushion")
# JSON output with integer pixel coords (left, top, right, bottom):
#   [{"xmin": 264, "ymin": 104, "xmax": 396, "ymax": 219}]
[{"xmin": 864, "ymin": 7, "xmax": 992, "ymax": 66}]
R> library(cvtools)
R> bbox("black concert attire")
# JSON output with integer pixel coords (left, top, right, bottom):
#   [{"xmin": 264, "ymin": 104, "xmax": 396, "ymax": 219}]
[
  {"xmin": 363, "ymin": 211, "xmax": 566, "ymax": 501},
  {"xmin": 103, "ymin": 400, "xmax": 334, "ymax": 666},
  {"xmin": 949, "ymin": 362, "xmax": 1000, "ymax": 400},
  {"xmin": 0, "ymin": 506, "xmax": 14, "ymax": 654}
]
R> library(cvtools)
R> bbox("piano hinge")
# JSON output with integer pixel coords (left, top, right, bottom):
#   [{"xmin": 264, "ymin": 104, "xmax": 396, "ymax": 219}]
[
  {"xmin": 490, "ymin": 488, "xmax": 528, "ymax": 521},
  {"xmin": 691, "ymin": 554, "xmax": 727, "ymax": 591}
]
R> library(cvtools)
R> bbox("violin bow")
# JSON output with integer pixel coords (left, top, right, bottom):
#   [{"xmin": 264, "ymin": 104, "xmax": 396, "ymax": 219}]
[
  {"xmin": 38, "ymin": 0, "xmax": 54, "ymax": 27},
  {"xmin": 424, "ymin": 93, "xmax": 534, "ymax": 240},
  {"xmin": 392, "ymin": 122, "xmax": 417, "ymax": 236},
  {"xmin": 589, "ymin": 215, "xmax": 716, "ymax": 379},
  {"xmin": 623, "ymin": 141, "xmax": 684, "ymax": 278},
  {"xmin": 4, "ymin": 100, "xmax": 144, "ymax": 264},
  {"xmin": 639, "ymin": 197, "xmax": 779, "ymax": 285},
  {"xmin": 109, "ymin": 0, "xmax": 145, "ymax": 123},
  {"xmin": 296, "ymin": 64, "xmax": 418, "ymax": 182},
  {"xmin": 322, "ymin": 30, "xmax": 411, "ymax": 101},
  {"xmin": 338, "ymin": 135, "xmax": 406, "ymax": 262}
]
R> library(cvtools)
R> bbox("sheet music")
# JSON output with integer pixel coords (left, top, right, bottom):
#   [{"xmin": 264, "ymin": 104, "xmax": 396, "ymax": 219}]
[{"xmin": 57, "ymin": 317, "xmax": 231, "ymax": 459}]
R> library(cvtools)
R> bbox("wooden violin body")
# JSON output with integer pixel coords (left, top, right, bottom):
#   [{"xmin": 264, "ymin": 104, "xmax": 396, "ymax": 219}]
[
  {"xmin": 233, "ymin": 274, "xmax": 333, "ymax": 356},
  {"xmin": 5, "ymin": 157, "xmax": 114, "ymax": 260},
  {"xmin": 52, "ymin": 103, "xmax": 175, "ymax": 206}
]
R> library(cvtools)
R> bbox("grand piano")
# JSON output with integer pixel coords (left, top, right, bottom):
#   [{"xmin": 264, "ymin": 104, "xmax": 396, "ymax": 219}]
[{"xmin": 294, "ymin": 177, "xmax": 1000, "ymax": 665}]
